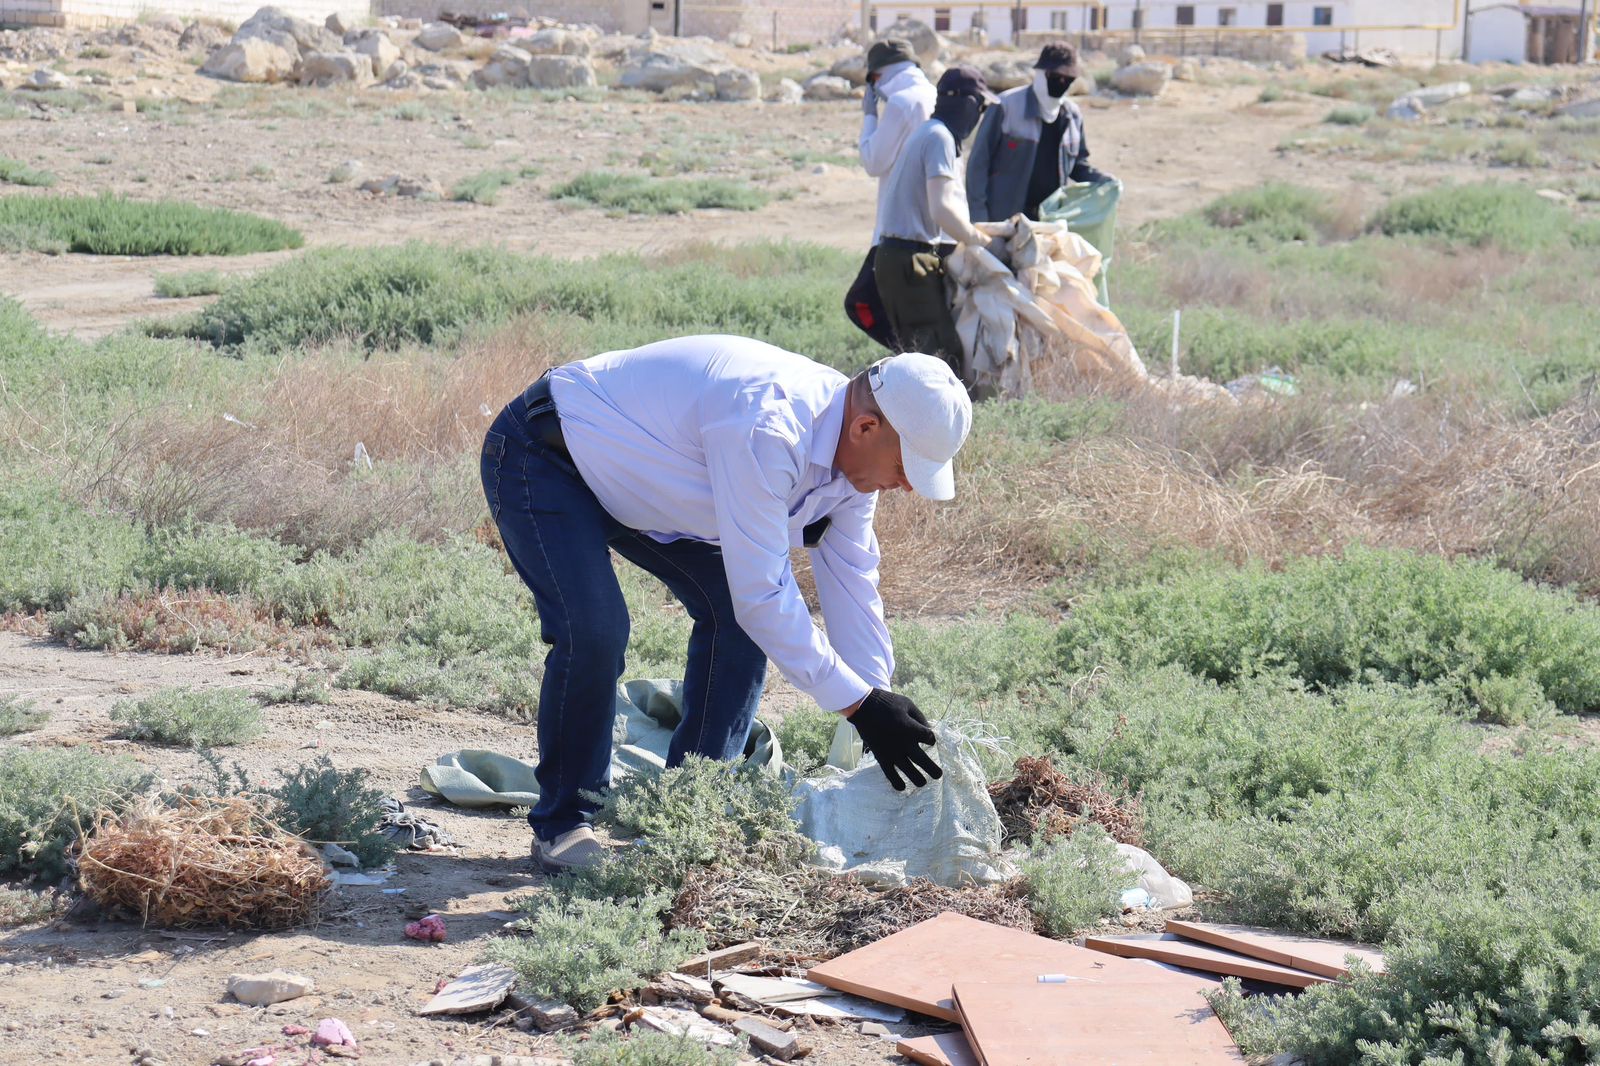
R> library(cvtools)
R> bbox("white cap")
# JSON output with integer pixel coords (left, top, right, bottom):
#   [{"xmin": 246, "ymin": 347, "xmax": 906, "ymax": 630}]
[{"xmin": 868, "ymin": 354, "xmax": 973, "ymax": 501}]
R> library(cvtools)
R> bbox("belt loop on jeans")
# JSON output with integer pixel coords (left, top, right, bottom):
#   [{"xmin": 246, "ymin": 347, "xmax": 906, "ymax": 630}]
[
  {"xmin": 880, "ymin": 236, "xmax": 938, "ymax": 253},
  {"xmin": 518, "ymin": 373, "xmax": 571, "ymax": 462}
]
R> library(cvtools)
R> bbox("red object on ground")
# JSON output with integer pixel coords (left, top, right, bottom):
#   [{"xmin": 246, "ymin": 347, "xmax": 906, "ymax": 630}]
[
  {"xmin": 311, "ymin": 1018, "xmax": 359, "ymax": 1049},
  {"xmin": 281, "ymin": 1025, "xmax": 311, "ymax": 1037},
  {"xmin": 405, "ymin": 914, "xmax": 447, "ymax": 942}
]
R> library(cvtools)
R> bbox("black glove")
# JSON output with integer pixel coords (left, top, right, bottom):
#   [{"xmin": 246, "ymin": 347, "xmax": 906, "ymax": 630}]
[{"xmin": 848, "ymin": 689, "xmax": 942, "ymax": 791}]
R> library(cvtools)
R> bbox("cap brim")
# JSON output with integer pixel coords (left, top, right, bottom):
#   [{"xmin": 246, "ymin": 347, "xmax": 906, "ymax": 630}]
[{"xmin": 904, "ymin": 446, "xmax": 956, "ymax": 501}]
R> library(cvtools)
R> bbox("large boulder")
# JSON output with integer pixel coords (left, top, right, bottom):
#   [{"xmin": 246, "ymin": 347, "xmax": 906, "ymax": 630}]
[
  {"xmin": 1110, "ymin": 61, "xmax": 1170, "ymax": 97},
  {"xmin": 523, "ymin": 27, "xmax": 590, "ymax": 56},
  {"xmin": 235, "ymin": 6, "xmax": 338, "ymax": 59},
  {"xmin": 802, "ymin": 73, "xmax": 854, "ymax": 101},
  {"xmin": 714, "ymin": 66, "xmax": 759, "ymax": 102},
  {"xmin": 177, "ymin": 21, "xmax": 229, "ymax": 53},
  {"xmin": 829, "ymin": 51, "xmax": 868, "ymax": 86},
  {"xmin": 617, "ymin": 45, "xmax": 722, "ymax": 94},
  {"xmin": 472, "ymin": 43, "xmax": 530, "ymax": 88},
  {"xmin": 876, "ymin": 17, "xmax": 940, "ymax": 66},
  {"xmin": 347, "ymin": 29, "xmax": 401, "ymax": 80},
  {"xmin": 767, "ymin": 77, "xmax": 803, "ymax": 105},
  {"xmin": 1406, "ymin": 80, "xmax": 1470, "ymax": 107},
  {"xmin": 983, "ymin": 57, "xmax": 1032, "ymax": 91},
  {"xmin": 201, "ymin": 37, "xmax": 297, "ymax": 82},
  {"xmin": 1557, "ymin": 96, "xmax": 1600, "ymax": 119},
  {"xmin": 1119, "ymin": 43, "xmax": 1146, "ymax": 66},
  {"xmin": 299, "ymin": 50, "xmax": 371, "ymax": 86},
  {"xmin": 414, "ymin": 22, "xmax": 462, "ymax": 52},
  {"xmin": 527, "ymin": 54, "xmax": 596, "ymax": 89}
]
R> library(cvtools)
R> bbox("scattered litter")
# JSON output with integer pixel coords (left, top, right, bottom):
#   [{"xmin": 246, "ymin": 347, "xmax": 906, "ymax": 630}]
[
  {"xmin": 898, "ymin": 1032, "xmax": 980, "ymax": 1066},
  {"xmin": 321, "ymin": 843, "xmax": 361, "ymax": 868},
  {"xmin": 78, "ymin": 796, "xmax": 328, "ymax": 930},
  {"xmin": 505, "ymin": 993, "xmax": 579, "ymax": 1031},
  {"xmin": 733, "ymin": 1016, "xmax": 805, "ymax": 1060},
  {"xmin": 1117, "ymin": 843, "xmax": 1193, "ymax": 910},
  {"xmin": 405, "ymin": 914, "xmax": 447, "ymax": 942},
  {"xmin": 380, "ymin": 797, "xmax": 455, "ymax": 850},
  {"xmin": 282, "ymin": 1025, "xmax": 311, "ymax": 1037},
  {"xmin": 381, "ymin": 888, "xmax": 407, "ymax": 895},
  {"xmin": 675, "ymin": 940, "xmax": 763, "ymax": 976},
  {"xmin": 416, "ymin": 963, "xmax": 516, "ymax": 1016},
  {"xmin": 631, "ymin": 1005, "xmax": 739, "ymax": 1047},
  {"xmin": 330, "ymin": 869, "xmax": 395, "ymax": 887},
  {"xmin": 227, "ymin": 971, "xmax": 315, "ymax": 1007},
  {"xmin": 715, "ymin": 974, "xmax": 904, "ymax": 1022},
  {"xmin": 138, "ymin": 978, "xmax": 166, "ymax": 989},
  {"xmin": 311, "ymin": 1018, "xmax": 358, "ymax": 1049}
]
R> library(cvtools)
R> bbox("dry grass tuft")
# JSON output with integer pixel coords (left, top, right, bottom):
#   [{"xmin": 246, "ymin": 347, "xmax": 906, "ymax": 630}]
[
  {"xmin": 51, "ymin": 587, "xmax": 320, "ymax": 655},
  {"xmin": 670, "ymin": 863, "xmax": 1035, "ymax": 965},
  {"xmin": 78, "ymin": 794, "xmax": 329, "ymax": 929},
  {"xmin": 988, "ymin": 755, "xmax": 1144, "ymax": 848}
]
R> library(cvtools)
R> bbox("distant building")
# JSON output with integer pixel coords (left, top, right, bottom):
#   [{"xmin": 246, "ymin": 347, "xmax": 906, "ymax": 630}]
[
  {"xmin": 370, "ymin": 0, "xmax": 860, "ymax": 46},
  {"xmin": 1467, "ymin": 2, "xmax": 1589, "ymax": 64},
  {"xmin": 1, "ymin": 0, "xmax": 360, "ymax": 27}
]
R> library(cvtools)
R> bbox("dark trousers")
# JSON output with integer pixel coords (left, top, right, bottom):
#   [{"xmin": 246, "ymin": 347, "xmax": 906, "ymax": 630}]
[
  {"xmin": 843, "ymin": 246, "xmax": 898, "ymax": 352},
  {"xmin": 873, "ymin": 241, "xmax": 966, "ymax": 385},
  {"xmin": 480, "ymin": 390, "xmax": 768, "ymax": 842}
]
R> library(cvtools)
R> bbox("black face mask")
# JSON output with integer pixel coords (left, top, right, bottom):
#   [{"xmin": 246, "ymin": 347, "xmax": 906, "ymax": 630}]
[
  {"xmin": 934, "ymin": 95, "xmax": 983, "ymax": 150},
  {"xmin": 1044, "ymin": 72, "xmax": 1074, "ymax": 98}
]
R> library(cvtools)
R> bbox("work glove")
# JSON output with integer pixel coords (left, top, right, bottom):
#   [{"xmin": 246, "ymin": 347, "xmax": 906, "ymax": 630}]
[
  {"xmin": 848, "ymin": 689, "xmax": 942, "ymax": 792},
  {"xmin": 861, "ymin": 83, "xmax": 879, "ymax": 117}
]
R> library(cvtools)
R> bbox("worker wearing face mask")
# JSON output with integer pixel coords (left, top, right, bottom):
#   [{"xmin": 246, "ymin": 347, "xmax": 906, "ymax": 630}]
[{"xmin": 966, "ymin": 43, "xmax": 1114, "ymax": 225}]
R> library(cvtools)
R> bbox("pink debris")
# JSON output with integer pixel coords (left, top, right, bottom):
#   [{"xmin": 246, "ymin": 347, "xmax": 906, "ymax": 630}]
[
  {"xmin": 404, "ymin": 914, "xmax": 447, "ymax": 943},
  {"xmin": 311, "ymin": 1018, "xmax": 359, "ymax": 1049},
  {"xmin": 246, "ymin": 1056, "xmax": 276, "ymax": 1066},
  {"xmin": 282, "ymin": 1025, "xmax": 311, "ymax": 1037}
]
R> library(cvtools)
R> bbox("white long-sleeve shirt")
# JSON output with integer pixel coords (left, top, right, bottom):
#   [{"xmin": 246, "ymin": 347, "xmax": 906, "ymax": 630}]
[
  {"xmin": 859, "ymin": 61, "xmax": 936, "ymax": 245},
  {"xmin": 548, "ymin": 335, "xmax": 894, "ymax": 713}
]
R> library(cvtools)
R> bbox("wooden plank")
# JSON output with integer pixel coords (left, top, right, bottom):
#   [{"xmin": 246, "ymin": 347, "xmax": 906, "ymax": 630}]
[
  {"xmin": 807, "ymin": 912, "xmax": 1214, "ymax": 1023},
  {"xmin": 953, "ymin": 980, "xmax": 1245, "ymax": 1066},
  {"xmin": 1084, "ymin": 934, "xmax": 1331, "ymax": 990},
  {"xmin": 675, "ymin": 941, "xmax": 762, "ymax": 976},
  {"xmin": 1164, "ymin": 920, "xmax": 1386, "ymax": 980},
  {"xmin": 898, "ymin": 1031, "xmax": 981, "ymax": 1066}
]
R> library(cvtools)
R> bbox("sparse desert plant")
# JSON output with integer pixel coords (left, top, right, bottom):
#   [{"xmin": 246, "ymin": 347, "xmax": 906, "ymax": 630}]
[
  {"xmin": 0, "ymin": 157, "xmax": 57, "ymax": 187},
  {"xmin": 258, "ymin": 673, "xmax": 332, "ymax": 706},
  {"xmin": 450, "ymin": 168, "xmax": 518, "ymax": 205},
  {"xmin": 773, "ymin": 707, "xmax": 837, "ymax": 772},
  {"xmin": 552, "ymin": 171, "xmax": 768, "ymax": 215},
  {"xmin": 267, "ymin": 754, "xmax": 396, "ymax": 869},
  {"xmin": 110, "ymin": 687, "xmax": 263, "ymax": 747},
  {"xmin": 0, "ymin": 885, "xmax": 65, "ymax": 926},
  {"xmin": 1257, "ymin": 84, "xmax": 1285, "ymax": 102},
  {"xmin": 486, "ymin": 892, "xmax": 704, "ymax": 1011},
  {"xmin": 565, "ymin": 1028, "xmax": 742, "ymax": 1066},
  {"xmin": 0, "ymin": 194, "xmax": 302, "ymax": 255},
  {"xmin": 1202, "ymin": 183, "xmax": 1344, "ymax": 243},
  {"xmin": 1324, "ymin": 104, "xmax": 1372, "ymax": 125},
  {"xmin": 0, "ymin": 697, "xmax": 48, "ymax": 736},
  {"xmin": 1370, "ymin": 182, "xmax": 1583, "ymax": 248},
  {"xmin": 1022, "ymin": 823, "xmax": 1136, "ymax": 937},
  {"xmin": 154, "ymin": 269, "xmax": 226, "ymax": 298},
  {"xmin": 0, "ymin": 747, "xmax": 150, "ymax": 882}
]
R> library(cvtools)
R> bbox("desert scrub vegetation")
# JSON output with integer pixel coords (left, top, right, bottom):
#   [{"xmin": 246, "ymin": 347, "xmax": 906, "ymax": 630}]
[
  {"xmin": 0, "ymin": 194, "xmax": 302, "ymax": 255},
  {"xmin": 110, "ymin": 686, "xmax": 264, "ymax": 747},
  {"xmin": 153, "ymin": 268, "xmax": 226, "ymax": 298},
  {"xmin": 0, "ymin": 696, "xmax": 48, "ymax": 736},
  {"xmin": 449, "ymin": 167, "xmax": 520, "ymax": 205},
  {"xmin": 1371, "ymin": 181, "xmax": 1600, "ymax": 249},
  {"xmin": 0, "ymin": 885, "xmax": 65, "ymax": 927},
  {"xmin": 267, "ymin": 755, "xmax": 396, "ymax": 869},
  {"xmin": 565, "ymin": 1029, "xmax": 741, "ymax": 1066},
  {"xmin": 1022, "ymin": 824, "xmax": 1135, "ymax": 937},
  {"xmin": 552, "ymin": 171, "xmax": 769, "ymax": 215},
  {"xmin": 0, "ymin": 748, "xmax": 150, "ymax": 882},
  {"xmin": 0, "ymin": 156, "xmax": 57, "ymax": 187}
]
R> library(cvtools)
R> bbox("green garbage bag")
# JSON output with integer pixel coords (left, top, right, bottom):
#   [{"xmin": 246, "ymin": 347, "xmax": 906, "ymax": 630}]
[{"xmin": 1039, "ymin": 178, "xmax": 1122, "ymax": 307}]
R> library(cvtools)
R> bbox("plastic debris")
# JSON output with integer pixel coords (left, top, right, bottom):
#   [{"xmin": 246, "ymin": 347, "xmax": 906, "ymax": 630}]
[
  {"xmin": 311, "ymin": 1018, "xmax": 358, "ymax": 1049},
  {"xmin": 405, "ymin": 914, "xmax": 447, "ymax": 942}
]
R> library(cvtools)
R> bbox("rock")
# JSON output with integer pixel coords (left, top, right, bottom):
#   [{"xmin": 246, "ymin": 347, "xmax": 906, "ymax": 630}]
[
  {"xmin": 144, "ymin": 13, "xmax": 183, "ymax": 34},
  {"xmin": 1119, "ymin": 43, "xmax": 1146, "ymax": 65},
  {"xmin": 860, "ymin": 1021, "xmax": 890, "ymax": 1037},
  {"xmin": 1536, "ymin": 188, "xmax": 1571, "ymax": 203},
  {"xmin": 828, "ymin": 50, "xmax": 868, "ymax": 86},
  {"xmin": 1173, "ymin": 57, "xmax": 1199, "ymax": 81},
  {"xmin": 983, "ymin": 58, "xmax": 1032, "ymax": 91},
  {"xmin": 1406, "ymin": 80, "xmax": 1470, "ymax": 107},
  {"xmin": 24, "ymin": 68, "xmax": 69, "ymax": 90},
  {"xmin": 177, "ymin": 21, "xmax": 228, "ymax": 53},
  {"xmin": 324, "ymin": 11, "xmax": 351, "ymax": 37},
  {"xmin": 227, "ymin": 971, "xmax": 315, "ymax": 1007},
  {"xmin": 416, "ymin": 963, "xmax": 516, "ymax": 1016},
  {"xmin": 617, "ymin": 45, "xmax": 722, "ymax": 94},
  {"xmin": 1557, "ymin": 97, "xmax": 1600, "ymax": 119},
  {"xmin": 383, "ymin": 67, "xmax": 420, "ymax": 90},
  {"xmin": 1067, "ymin": 74, "xmax": 1091, "ymax": 96},
  {"xmin": 1110, "ymin": 62, "xmax": 1170, "ymax": 97},
  {"xmin": 347, "ymin": 30, "xmax": 401, "ymax": 80},
  {"xmin": 728, "ymin": 31, "xmax": 752, "ymax": 48},
  {"xmin": 714, "ymin": 66, "xmax": 759, "ymax": 102},
  {"xmin": 876, "ymin": 17, "xmax": 940, "ymax": 66},
  {"xmin": 1506, "ymin": 87, "xmax": 1553, "ymax": 106},
  {"xmin": 523, "ymin": 27, "xmax": 590, "ymax": 56},
  {"xmin": 472, "ymin": 43, "xmax": 531, "ymax": 89},
  {"xmin": 1387, "ymin": 96, "xmax": 1426, "ymax": 121},
  {"xmin": 767, "ymin": 77, "xmax": 803, "ymax": 105},
  {"xmin": 414, "ymin": 22, "xmax": 461, "ymax": 52},
  {"xmin": 298, "ymin": 50, "xmax": 370, "ymax": 86},
  {"xmin": 234, "ymin": 6, "xmax": 339, "ymax": 60},
  {"xmin": 802, "ymin": 73, "xmax": 853, "ymax": 101},
  {"xmin": 506, "ymin": 993, "xmax": 579, "ymax": 1031},
  {"xmin": 329, "ymin": 159, "xmax": 363, "ymax": 181},
  {"xmin": 526, "ymin": 54, "xmax": 595, "ymax": 89},
  {"xmin": 201, "ymin": 38, "xmax": 296, "ymax": 83},
  {"xmin": 311, "ymin": 1018, "xmax": 358, "ymax": 1049},
  {"xmin": 733, "ymin": 1017, "xmax": 804, "ymax": 1060}
]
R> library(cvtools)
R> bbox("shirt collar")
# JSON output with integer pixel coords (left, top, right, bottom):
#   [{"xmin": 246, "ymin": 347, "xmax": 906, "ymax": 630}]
[{"xmin": 809, "ymin": 382, "xmax": 848, "ymax": 472}]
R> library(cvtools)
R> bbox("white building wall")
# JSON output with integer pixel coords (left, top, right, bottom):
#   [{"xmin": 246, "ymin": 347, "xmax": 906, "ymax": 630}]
[
  {"xmin": 1, "ymin": 0, "xmax": 366, "ymax": 27},
  {"xmin": 1466, "ymin": 4, "xmax": 1525, "ymax": 61}
]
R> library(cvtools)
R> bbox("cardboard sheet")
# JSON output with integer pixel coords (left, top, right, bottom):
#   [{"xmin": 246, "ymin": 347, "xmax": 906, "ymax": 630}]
[
  {"xmin": 1084, "ymin": 933, "xmax": 1331, "ymax": 989},
  {"xmin": 953, "ymin": 980, "xmax": 1245, "ymax": 1065},
  {"xmin": 1164, "ymin": 920, "xmax": 1386, "ymax": 979},
  {"xmin": 807, "ymin": 912, "xmax": 1214, "ymax": 1022}
]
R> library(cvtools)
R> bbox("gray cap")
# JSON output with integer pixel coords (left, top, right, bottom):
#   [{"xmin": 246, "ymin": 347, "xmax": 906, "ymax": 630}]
[{"xmin": 866, "ymin": 37, "xmax": 918, "ymax": 74}]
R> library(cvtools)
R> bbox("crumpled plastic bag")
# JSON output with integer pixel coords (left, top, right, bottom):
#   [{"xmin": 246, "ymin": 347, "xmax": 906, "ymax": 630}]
[{"xmin": 1117, "ymin": 842, "xmax": 1194, "ymax": 910}]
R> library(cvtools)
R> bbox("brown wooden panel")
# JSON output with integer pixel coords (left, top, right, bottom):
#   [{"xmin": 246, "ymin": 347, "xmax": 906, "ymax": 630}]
[
  {"xmin": 898, "ymin": 1031, "xmax": 981, "ymax": 1066},
  {"xmin": 1084, "ymin": 933, "xmax": 1331, "ymax": 990},
  {"xmin": 1164, "ymin": 920, "xmax": 1385, "ymax": 980},
  {"xmin": 953, "ymin": 980, "xmax": 1245, "ymax": 1066}
]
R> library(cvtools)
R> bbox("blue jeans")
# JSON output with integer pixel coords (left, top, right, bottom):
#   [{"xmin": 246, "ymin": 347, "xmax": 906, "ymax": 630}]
[{"xmin": 480, "ymin": 390, "xmax": 769, "ymax": 842}]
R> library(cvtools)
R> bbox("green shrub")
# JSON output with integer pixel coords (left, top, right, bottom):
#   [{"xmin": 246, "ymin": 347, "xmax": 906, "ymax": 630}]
[
  {"xmin": 552, "ymin": 172, "xmax": 768, "ymax": 215},
  {"xmin": 0, "ymin": 479, "xmax": 145, "ymax": 612},
  {"xmin": 0, "ymin": 194, "xmax": 302, "ymax": 255},
  {"xmin": 110, "ymin": 686, "xmax": 263, "ymax": 747},
  {"xmin": 154, "ymin": 269, "xmax": 226, "ymax": 297},
  {"xmin": 0, "ymin": 697, "xmax": 48, "ymax": 736},
  {"xmin": 1203, "ymin": 183, "xmax": 1340, "ymax": 243},
  {"xmin": 1370, "ymin": 182, "xmax": 1577, "ymax": 248},
  {"xmin": 1059, "ymin": 548, "xmax": 1600, "ymax": 717},
  {"xmin": 485, "ymin": 892, "xmax": 704, "ymax": 1011},
  {"xmin": 0, "ymin": 747, "xmax": 150, "ymax": 882},
  {"xmin": 1323, "ymin": 104, "xmax": 1373, "ymax": 126},
  {"xmin": 893, "ymin": 613, "xmax": 1059, "ymax": 704},
  {"xmin": 267, "ymin": 754, "xmax": 396, "ymax": 869},
  {"xmin": 566, "ymin": 1028, "xmax": 741, "ymax": 1066},
  {"xmin": 0, "ymin": 221, "xmax": 69, "ymax": 254},
  {"xmin": 1257, "ymin": 84, "xmax": 1286, "ymax": 103},
  {"xmin": 1023, "ymin": 824, "xmax": 1135, "ymax": 937},
  {"xmin": 0, "ymin": 885, "xmax": 64, "ymax": 926},
  {"xmin": 0, "ymin": 157, "xmax": 57, "ymax": 187},
  {"xmin": 450, "ymin": 168, "xmax": 518, "ymax": 205},
  {"xmin": 773, "ymin": 707, "xmax": 837, "ymax": 773},
  {"xmin": 257, "ymin": 673, "xmax": 332, "ymax": 706},
  {"xmin": 138, "ymin": 524, "xmax": 296, "ymax": 595}
]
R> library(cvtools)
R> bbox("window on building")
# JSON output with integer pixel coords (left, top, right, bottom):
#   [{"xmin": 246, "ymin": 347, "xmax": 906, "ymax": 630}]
[
  {"xmin": 1089, "ymin": 7, "xmax": 1101, "ymax": 29},
  {"xmin": 1049, "ymin": 10, "xmax": 1068, "ymax": 30},
  {"xmin": 1312, "ymin": 5, "xmax": 1333, "ymax": 25},
  {"xmin": 933, "ymin": 7, "xmax": 951, "ymax": 31},
  {"xmin": 1218, "ymin": 7, "xmax": 1236, "ymax": 26},
  {"xmin": 1176, "ymin": 5, "xmax": 1195, "ymax": 26},
  {"xmin": 869, "ymin": 12, "xmax": 877, "ymax": 31},
  {"xmin": 1266, "ymin": 3, "xmax": 1283, "ymax": 26},
  {"xmin": 1131, "ymin": 8, "xmax": 1144, "ymax": 30},
  {"xmin": 1010, "ymin": 6, "xmax": 1028, "ymax": 32}
]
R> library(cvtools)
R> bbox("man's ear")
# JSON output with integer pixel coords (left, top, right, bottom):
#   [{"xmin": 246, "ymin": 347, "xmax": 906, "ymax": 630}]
[{"xmin": 850, "ymin": 411, "xmax": 882, "ymax": 441}]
